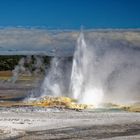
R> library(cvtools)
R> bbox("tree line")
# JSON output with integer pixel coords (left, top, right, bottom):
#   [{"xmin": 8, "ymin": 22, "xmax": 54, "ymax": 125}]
[{"xmin": 0, "ymin": 56, "xmax": 51, "ymax": 71}]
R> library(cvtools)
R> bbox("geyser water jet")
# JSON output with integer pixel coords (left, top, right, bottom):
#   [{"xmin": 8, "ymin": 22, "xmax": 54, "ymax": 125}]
[{"xmin": 70, "ymin": 32, "xmax": 104, "ymax": 107}]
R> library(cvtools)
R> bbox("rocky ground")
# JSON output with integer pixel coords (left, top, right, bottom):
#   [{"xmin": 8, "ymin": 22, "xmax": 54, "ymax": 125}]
[{"xmin": 0, "ymin": 107, "xmax": 140, "ymax": 140}]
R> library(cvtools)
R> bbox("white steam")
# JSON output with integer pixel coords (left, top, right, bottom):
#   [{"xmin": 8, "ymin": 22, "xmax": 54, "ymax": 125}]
[
  {"xmin": 85, "ymin": 33, "xmax": 140, "ymax": 104},
  {"xmin": 41, "ymin": 57, "xmax": 71, "ymax": 97},
  {"xmin": 10, "ymin": 56, "xmax": 45, "ymax": 83},
  {"xmin": 33, "ymin": 31, "xmax": 140, "ymax": 105}
]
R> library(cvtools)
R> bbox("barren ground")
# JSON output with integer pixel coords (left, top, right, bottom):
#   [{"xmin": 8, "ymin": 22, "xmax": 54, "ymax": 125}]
[{"xmin": 0, "ymin": 107, "xmax": 140, "ymax": 140}]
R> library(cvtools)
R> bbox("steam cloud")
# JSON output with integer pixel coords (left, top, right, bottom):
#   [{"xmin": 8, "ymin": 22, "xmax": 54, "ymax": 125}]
[
  {"xmin": 41, "ymin": 57, "xmax": 71, "ymax": 97},
  {"xmin": 10, "ymin": 56, "xmax": 45, "ymax": 83},
  {"xmin": 86, "ymin": 34, "xmax": 140, "ymax": 104},
  {"xmin": 41, "ymin": 31, "xmax": 140, "ymax": 105}
]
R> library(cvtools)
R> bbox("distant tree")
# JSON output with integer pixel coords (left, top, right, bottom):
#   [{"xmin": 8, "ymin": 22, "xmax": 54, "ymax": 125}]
[{"xmin": 0, "ymin": 55, "xmax": 51, "ymax": 71}]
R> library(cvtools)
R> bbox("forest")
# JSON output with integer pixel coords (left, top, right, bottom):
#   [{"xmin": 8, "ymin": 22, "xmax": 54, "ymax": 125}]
[{"xmin": 0, "ymin": 56, "xmax": 51, "ymax": 71}]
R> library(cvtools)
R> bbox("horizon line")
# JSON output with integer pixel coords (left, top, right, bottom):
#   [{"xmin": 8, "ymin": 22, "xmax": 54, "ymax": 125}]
[{"xmin": 0, "ymin": 26, "xmax": 140, "ymax": 31}]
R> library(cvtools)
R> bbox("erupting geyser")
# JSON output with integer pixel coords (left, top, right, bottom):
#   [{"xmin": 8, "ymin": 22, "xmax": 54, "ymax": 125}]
[
  {"xmin": 41, "ymin": 58, "xmax": 63, "ymax": 97},
  {"xmin": 37, "ymin": 30, "xmax": 140, "ymax": 107},
  {"xmin": 39, "ymin": 32, "xmax": 104, "ymax": 107},
  {"xmin": 70, "ymin": 32, "xmax": 103, "ymax": 107}
]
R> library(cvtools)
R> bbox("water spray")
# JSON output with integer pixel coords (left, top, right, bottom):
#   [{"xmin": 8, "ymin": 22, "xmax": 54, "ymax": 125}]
[{"xmin": 70, "ymin": 32, "xmax": 104, "ymax": 107}]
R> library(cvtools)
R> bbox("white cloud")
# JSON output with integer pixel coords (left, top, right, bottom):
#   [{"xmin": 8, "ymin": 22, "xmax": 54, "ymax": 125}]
[{"xmin": 0, "ymin": 27, "xmax": 139, "ymax": 56}]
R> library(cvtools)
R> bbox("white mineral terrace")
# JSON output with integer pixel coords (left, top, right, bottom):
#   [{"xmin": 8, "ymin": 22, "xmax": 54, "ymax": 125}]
[{"xmin": 0, "ymin": 107, "xmax": 140, "ymax": 140}]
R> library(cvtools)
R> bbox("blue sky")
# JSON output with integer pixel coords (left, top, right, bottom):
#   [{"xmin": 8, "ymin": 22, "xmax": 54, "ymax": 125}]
[{"xmin": 0, "ymin": 0, "xmax": 139, "ymax": 28}]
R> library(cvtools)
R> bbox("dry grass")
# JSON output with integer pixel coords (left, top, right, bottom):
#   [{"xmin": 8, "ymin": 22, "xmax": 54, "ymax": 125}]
[
  {"xmin": 0, "ymin": 71, "xmax": 12, "ymax": 80},
  {"xmin": 0, "ymin": 71, "xmax": 12, "ymax": 77},
  {"xmin": 0, "ymin": 71, "xmax": 38, "ymax": 81}
]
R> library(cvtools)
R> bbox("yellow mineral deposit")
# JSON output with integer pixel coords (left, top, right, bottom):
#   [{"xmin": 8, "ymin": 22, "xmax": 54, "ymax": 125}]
[
  {"xmin": 0, "ymin": 96, "xmax": 139, "ymax": 112},
  {"xmin": 31, "ymin": 96, "xmax": 94, "ymax": 110},
  {"xmin": 120, "ymin": 104, "xmax": 140, "ymax": 112}
]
